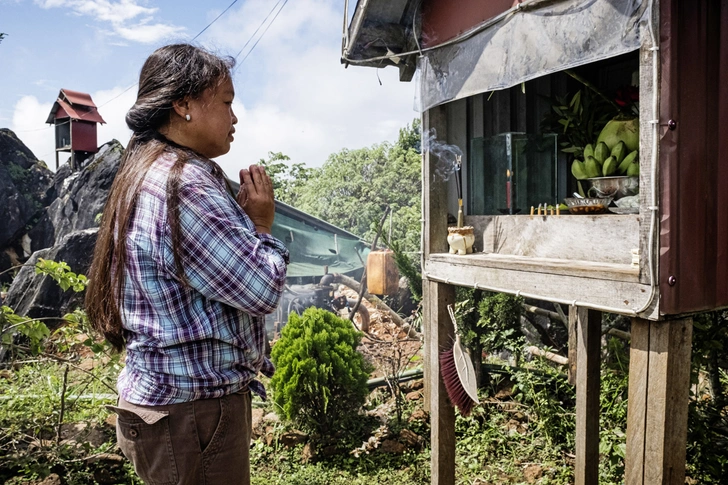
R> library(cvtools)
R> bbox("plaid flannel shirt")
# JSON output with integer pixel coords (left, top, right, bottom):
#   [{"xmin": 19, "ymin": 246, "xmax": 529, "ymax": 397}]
[{"xmin": 116, "ymin": 153, "xmax": 289, "ymax": 405}]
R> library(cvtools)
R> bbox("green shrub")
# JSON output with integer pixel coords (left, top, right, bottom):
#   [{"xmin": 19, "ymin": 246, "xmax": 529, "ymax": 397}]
[
  {"xmin": 477, "ymin": 292, "xmax": 525, "ymax": 357},
  {"xmin": 270, "ymin": 308, "xmax": 373, "ymax": 436}
]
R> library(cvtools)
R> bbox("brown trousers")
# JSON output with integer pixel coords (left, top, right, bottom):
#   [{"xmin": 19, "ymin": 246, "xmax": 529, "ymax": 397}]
[{"xmin": 107, "ymin": 390, "xmax": 251, "ymax": 485}]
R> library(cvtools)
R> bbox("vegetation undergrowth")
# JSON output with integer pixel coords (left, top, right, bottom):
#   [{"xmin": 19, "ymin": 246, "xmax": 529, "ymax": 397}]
[{"xmin": 1, "ymin": 261, "xmax": 727, "ymax": 484}]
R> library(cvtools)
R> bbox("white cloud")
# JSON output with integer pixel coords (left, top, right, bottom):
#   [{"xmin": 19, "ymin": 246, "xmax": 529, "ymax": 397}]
[
  {"xmin": 12, "ymin": 0, "xmax": 418, "ymax": 177},
  {"xmin": 114, "ymin": 22, "xmax": 185, "ymax": 43},
  {"xmin": 11, "ymin": 96, "xmax": 57, "ymax": 165},
  {"xmin": 33, "ymin": 0, "xmax": 184, "ymax": 44},
  {"xmin": 207, "ymin": 0, "xmax": 418, "ymax": 174},
  {"xmin": 93, "ymin": 86, "xmax": 136, "ymax": 149},
  {"xmin": 215, "ymin": 63, "xmax": 417, "ymax": 177}
]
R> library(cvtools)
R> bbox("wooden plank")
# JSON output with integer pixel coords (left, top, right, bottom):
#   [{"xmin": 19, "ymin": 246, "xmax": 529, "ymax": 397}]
[
  {"xmin": 526, "ymin": 345, "xmax": 568, "ymax": 365},
  {"xmin": 625, "ymin": 318, "xmax": 693, "ymax": 485},
  {"xmin": 470, "ymin": 93, "xmax": 484, "ymax": 138},
  {"xmin": 643, "ymin": 318, "xmax": 692, "ymax": 485},
  {"xmin": 423, "ymin": 106, "xmax": 450, "ymax": 258},
  {"xmin": 422, "ymin": 105, "xmax": 450, "ymax": 416},
  {"xmin": 575, "ymin": 307, "xmax": 601, "ymax": 485},
  {"xmin": 466, "ymin": 214, "xmax": 640, "ymax": 265},
  {"xmin": 625, "ymin": 318, "xmax": 651, "ymax": 485},
  {"xmin": 425, "ymin": 280, "xmax": 456, "ymax": 485},
  {"xmin": 568, "ymin": 306, "xmax": 578, "ymax": 385},
  {"xmin": 424, "ymin": 259, "xmax": 658, "ymax": 320},
  {"xmin": 448, "ymin": 99, "xmax": 468, "ymax": 219},
  {"xmin": 512, "ymin": 85, "xmax": 528, "ymax": 133},
  {"xmin": 422, "ymin": 275, "xmax": 430, "ymax": 414},
  {"xmin": 429, "ymin": 252, "xmax": 640, "ymax": 283}
]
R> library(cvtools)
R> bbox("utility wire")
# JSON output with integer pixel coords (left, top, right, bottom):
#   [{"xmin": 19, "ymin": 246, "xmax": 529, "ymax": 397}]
[
  {"xmin": 237, "ymin": 0, "xmax": 289, "ymax": 66},
  {"xmin": 95, "ymin": 83, "xmax": 137, "ymax": 110},
  {"xmin": 15, "ymin": 119, "xmax": 70, "ymax": 133},
  {"xmin": 90, "ymin": 0, "xmax": 244, "ymax": 110},
  {"xmin": 16, "ymin": 0, "xmax": 283, "ymax": 133},
  {"xmin": 234, "ymin": 0, "xmax": 285, "ymax": 61},
  {"xmin": 191, "ymin": 0, "xmax": 240, "ymax": 41}
]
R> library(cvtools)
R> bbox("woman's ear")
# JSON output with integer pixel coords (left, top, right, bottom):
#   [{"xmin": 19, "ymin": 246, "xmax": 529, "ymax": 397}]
[{"xmin": 171, "ymin": 97, "xmax": 191, "ymax": 119}]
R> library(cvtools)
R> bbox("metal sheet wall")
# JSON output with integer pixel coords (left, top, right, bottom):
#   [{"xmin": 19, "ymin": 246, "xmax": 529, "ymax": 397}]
[
  {"xmin": 659, "ymin": 0, "xmax": 728, "ymax": 315},
  {"xmin": 421, "ymin": 0, "xmax": 512, "ymax": 47},
  {"xmin": 70, "ymin": 120, "xmax": 98, "ymax": 153}
]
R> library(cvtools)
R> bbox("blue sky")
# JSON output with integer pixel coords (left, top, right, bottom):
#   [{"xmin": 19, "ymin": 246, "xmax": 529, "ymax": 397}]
[{"xmin": 0, "ymin": 0, "xmax": 417, "ymax": 176}]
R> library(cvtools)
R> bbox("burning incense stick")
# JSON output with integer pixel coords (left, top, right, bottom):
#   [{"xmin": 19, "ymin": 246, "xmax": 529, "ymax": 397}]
[{"xmin": 455, "ymin": 155, "xmax": 463, "ymax": 227}]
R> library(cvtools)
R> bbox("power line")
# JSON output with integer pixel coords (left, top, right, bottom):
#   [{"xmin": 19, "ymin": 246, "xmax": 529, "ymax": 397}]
[
  {"xmin": 92, "ymin": 0, "xmax": 244, "ymax": 111},
  {"xmin": 191, "ymin": 0, "xmax": 241, "ymax": 41},
  {"xmin": 16, "ymin": 0, "xmax": 281, "ymax": 133},
  {"xmin": 234, "ymin": 0, "xmax": 285, "ymax": 60},
  {"xmin": 235, "ymin": 0, "xmax": 290, "ymax": 66},
  {"xmin": 15, "ymin": 119, "xmax": 70, "ymax": 133},
  {"xmin": 96, "ymin": 83, "xmax": 137, "ymax": 110}
]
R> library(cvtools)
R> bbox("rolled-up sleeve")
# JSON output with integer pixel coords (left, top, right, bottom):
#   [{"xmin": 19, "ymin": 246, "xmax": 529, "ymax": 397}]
[{"xmin": 170, "ymin": 175, "xmax": 289, "ymax": 315}]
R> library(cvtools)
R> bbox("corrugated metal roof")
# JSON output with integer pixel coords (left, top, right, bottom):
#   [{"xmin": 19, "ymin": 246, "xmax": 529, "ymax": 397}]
[
  {"xmin": 45, "ymin": 89, "xmax": 106, "ymax": 124},
  {"xmin": 61, "ymin": 88, "xmax": 98, "ymax": 108}
]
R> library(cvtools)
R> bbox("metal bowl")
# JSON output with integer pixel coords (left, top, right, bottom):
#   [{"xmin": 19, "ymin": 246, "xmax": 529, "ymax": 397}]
[
  {"xmin": 564, "ymin": 197, "xmax": 613, "ymax": 214},
  {"xmin": 586, "ymin": 176, "xmax": 639, "ymax": 200}
]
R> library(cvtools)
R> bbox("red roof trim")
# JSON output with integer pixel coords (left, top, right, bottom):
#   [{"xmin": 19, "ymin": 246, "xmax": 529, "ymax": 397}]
[
  {"xmin": 60, "ymin": 88, "xmax": 98, "ymax": 108},
  {"xmin": 45, "ymin": 88, "xmax": 106, "ymax": 124}
]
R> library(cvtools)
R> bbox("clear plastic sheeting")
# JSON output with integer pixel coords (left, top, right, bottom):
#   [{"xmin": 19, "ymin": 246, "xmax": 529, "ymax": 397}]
[{"xmin": 418, "ymin": 0, "xmax": 648, "ymax": 112}]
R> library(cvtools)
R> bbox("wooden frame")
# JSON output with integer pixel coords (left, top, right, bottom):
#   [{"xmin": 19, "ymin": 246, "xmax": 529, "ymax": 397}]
[
  {"xmin": 415, "ymin": 3, "xmax": 703, "ymax": 485},
  {"xmin": 421, "ymin": 12, "xmax": 692, "ymax": 482},
  {"xmin": 625, "ymin": 318, "xmax": 693, "ymax": 485}
]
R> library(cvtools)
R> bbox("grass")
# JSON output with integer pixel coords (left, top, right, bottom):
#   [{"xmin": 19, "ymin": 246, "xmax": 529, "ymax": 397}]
[
  {"xmin": 0, "ymin": 354, "xmax": 583, "ymax": 484},
  {"xmin": 2, "ymin": 334, "xmax": 723, "ymax": 484}
]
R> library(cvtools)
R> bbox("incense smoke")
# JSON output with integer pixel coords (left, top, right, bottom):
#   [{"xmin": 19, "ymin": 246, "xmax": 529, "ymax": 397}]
[{"xmin": 421, "ymin": 127, "xmax": 463, "ymax": 182}]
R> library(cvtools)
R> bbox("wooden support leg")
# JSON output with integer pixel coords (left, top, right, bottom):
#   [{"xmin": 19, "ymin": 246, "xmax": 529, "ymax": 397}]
[
  {"xmin": 423, "ymin": 278, "xmax": 430, "ymax": 414},
  {"xmin": 574, "ymin": 307, "xmax": 601, "ymax": 485},
  {"xmin": 424, "ymin": 280, "xmax": 456, "ymax": 485},
  {"xmin": 568, "ymin": 306, "xmax": 578, "ymax": 385},
  {"xmin": 625, "ymin": 318, "xmax": 693, "ymax": 485}
]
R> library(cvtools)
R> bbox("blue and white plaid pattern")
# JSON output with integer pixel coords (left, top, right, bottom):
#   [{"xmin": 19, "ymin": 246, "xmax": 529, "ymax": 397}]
[{"xmin": 117, "ymin": 153, "xmax": 289, "ymax": 405}]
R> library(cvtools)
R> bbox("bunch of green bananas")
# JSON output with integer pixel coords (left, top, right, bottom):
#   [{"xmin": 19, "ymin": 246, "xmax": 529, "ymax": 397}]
[{"xmin": 571, "ymin": 141, "xmax": 639, "ymax": 180}]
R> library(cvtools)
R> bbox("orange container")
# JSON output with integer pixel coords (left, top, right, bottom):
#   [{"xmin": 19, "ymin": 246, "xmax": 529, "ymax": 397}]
[{"xmin": 366, "ymin": 250, "xmax": 399, "ymax": 295}]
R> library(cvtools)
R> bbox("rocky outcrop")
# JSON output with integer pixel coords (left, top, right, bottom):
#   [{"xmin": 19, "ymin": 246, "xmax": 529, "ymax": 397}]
[
  {"xmin": 4, "ymin": 229, "xmax": 98, "ymax": 322},
  {"xmin": 26, "ymin": 140, "xmax": 122, "ymax": 253},
  {"xmin": 0, "ymin": 129, "xmax": 54, "ymax": 282},
  {"xmin": 2, "ymin": 138, "xmax": 122, "ymax": 321},
  {"xmin": 4, "ymin": 136, "xmax": 124, "ymax": 320}
]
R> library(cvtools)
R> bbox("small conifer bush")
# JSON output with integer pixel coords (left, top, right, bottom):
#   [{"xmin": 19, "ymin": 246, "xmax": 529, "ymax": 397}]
[{"xmin": 270, "ymin": 307, "xmax": 372, "ymax": 435}]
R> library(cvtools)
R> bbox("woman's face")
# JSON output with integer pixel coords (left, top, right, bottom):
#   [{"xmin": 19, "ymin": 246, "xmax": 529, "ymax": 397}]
[{"xmin": 185, "ymin": 77, "xmax": 238, "ymax": 159}]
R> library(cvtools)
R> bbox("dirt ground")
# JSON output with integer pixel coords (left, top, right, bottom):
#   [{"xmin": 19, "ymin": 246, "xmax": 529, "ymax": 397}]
[{"xmin": 336, "ymin": 287, "xmax": 423, "ymax": 379}]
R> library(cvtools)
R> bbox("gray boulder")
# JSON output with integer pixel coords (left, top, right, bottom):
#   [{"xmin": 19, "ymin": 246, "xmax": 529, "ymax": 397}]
[
  {"xmin": 0, "ymin": 129, "xmax": 54, "ymax": 280},
  {"xmin": 26, "ymin": 140, "xmax": 122, "ymax": 253},
  {"xmin": 4, "ymin": 229, "xmax": 98, "ymax": 322},
  {"xmin": 3, "ymin": 139, "xmax": 123, "ymax": 322}
]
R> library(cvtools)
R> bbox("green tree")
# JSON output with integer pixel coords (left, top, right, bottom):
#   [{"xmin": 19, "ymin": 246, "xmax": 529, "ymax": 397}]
[
  {"xmin": 270, "ymin": 307, "xmax": 372, "ymax": 436},
  {"xmin": 258, "ymin": 151, "xmax": 313, "ymax": 207},
  {"xmin": 295, "ymin": 119, "xmax": 422, "ymax": 251}
]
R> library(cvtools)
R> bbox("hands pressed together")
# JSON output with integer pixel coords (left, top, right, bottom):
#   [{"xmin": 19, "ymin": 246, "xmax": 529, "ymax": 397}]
[{"xmin": 237, "ymin": 165, "xmax": 275, "ymax": 234}]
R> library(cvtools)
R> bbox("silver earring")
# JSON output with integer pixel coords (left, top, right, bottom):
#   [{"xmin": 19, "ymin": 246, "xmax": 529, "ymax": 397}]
[{"xmin": 185, "ymin": 114, "xmax": 191, "ymax": 121}]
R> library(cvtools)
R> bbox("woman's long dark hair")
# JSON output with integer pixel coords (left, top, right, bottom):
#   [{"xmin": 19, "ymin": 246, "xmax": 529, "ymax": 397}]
[{"xmin": 85, "ymin": 44, "xmax": 234, "ymax": 351}]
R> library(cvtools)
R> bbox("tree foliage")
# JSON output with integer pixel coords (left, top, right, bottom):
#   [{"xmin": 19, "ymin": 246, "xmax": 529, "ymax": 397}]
[
  {"xmin": 686, "ymin": 310, "xmax": 728, "ymax": 482},
  {"xmin": 476, "ymin": 292, "xmax": 525, "ymax": 358},
  {"xmin": 270, "ymin": 308, "xmax": 372, "ymax": 436},
  {"xmin": 291, "ymin": 119, "xmax": 422, "ymax": 251},
  {"xmin": 260, "ymin": 120, "xmax": 422, "ymax": 251},
  {"xmin": 258, "ymin": 151, "xmax": 313, "ymax": 207}
]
